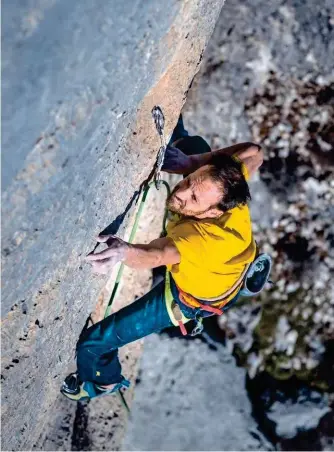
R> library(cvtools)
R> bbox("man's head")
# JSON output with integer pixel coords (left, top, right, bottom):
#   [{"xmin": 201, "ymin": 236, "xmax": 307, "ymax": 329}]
[{"xmin": 166, "ymin": 154, "xmax": 251, "ymax": 218}]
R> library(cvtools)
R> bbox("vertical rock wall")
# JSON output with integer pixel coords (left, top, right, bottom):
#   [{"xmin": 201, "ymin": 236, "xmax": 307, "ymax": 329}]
[{"xmin": 1, "ymin": 1, "xmax": 224, "ymax": 449}]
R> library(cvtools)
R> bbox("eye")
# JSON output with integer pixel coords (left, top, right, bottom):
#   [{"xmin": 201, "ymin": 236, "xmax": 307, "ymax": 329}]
[{"xmin": 192, "ymin": 191, "xmax": 197, "ymax": 202}]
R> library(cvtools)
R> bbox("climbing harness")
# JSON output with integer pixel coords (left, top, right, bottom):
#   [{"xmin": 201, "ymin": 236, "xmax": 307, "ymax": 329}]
[
  {"xmin": 164, "ymin": 252, "xmax": 273, "ymax": 337},
  {"xmin": 164, "ymin": 269, "xmax": 190, "ymax": 335}
]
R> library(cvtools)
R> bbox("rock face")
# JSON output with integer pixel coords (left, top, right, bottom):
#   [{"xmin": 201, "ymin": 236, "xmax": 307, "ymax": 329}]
[
  {"xmin": 1, "ymin": 1, "xmax": 224, "ymax": 449},
  {"xmin": 34, "ymin": 180, "xmax": 177, "ymax": 451}
]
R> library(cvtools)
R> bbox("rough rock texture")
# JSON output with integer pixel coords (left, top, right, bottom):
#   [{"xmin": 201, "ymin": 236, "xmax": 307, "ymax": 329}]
[
  {"xmin": 124, "ymin": 0, "xmax": 334, "ymax": 450},
  {"xmin": 34, "ymin": 179, "xmax": 176, "ymax": 451},
  {"xmin": 1, "ymin": 1, "xmax": 224, "ymax": 450}
]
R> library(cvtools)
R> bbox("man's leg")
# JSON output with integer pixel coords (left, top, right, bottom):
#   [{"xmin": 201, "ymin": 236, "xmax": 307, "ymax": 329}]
[
  {"xmin": 169, "ymin": 114, "xmax": 189, "ymax": 144},
  {"xmin": 169, "ymin": 114, "xmax": 211, "ymax": 157},
  {"xmin": 62, "ymin": 279, "xmax": 174, "ymax": 400}
]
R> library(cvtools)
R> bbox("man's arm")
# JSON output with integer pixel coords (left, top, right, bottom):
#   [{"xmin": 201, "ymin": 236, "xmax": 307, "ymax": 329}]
[
  {"xmin": 86, "ymin": 236, "xmax": 180, "ymax": 274},
  {"xmin": 190, "ymin": 142, "xmax": 264, "ymax": 178},
  {"xmin": 124, "ymin": 237, "xmax": 180, "ymax": 269},
  {"xmin": 162, "ymin": 142, "xmax": 263, "ymax": 178}
]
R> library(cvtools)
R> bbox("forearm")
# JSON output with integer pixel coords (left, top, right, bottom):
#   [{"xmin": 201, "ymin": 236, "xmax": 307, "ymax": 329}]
[
  {"xmin": 123, "ymin": 237, "xmax": 180, "ymax": 269},
  {"xmin": 190, "ymin": 142, "xmax": 258, "ymax": 172},
  {"xmin": 86, "ymin": 235, "xmax": 180, "ymax": 274},
  {"xmin": 123, "ymin": 243, "xmax": 165, "ymax": 269}
]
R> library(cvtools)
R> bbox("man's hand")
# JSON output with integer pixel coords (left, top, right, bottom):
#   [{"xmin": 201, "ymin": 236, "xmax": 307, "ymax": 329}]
[
  {"xmin": 86, "ymin": 235, "xmax": 180, "ymax": 274},
  {"xmin": 236, "ymin": 145, "xmax": 263, "ymax": 178},
  {"xmin": 86, "ymin": 235, "xmax": 128, "ymax": 274},
  {"xmin": 162, "ymin": 145, "xmax": 195, "ymax": 175}
]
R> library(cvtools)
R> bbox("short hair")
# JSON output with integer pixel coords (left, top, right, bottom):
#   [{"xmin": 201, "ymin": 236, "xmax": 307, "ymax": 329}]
[{"xmin": 208, "ymin": 154, "xmax": 251, "ymax": 211}]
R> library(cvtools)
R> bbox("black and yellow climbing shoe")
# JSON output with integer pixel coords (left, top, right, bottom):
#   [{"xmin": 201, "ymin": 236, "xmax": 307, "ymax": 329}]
[{"xmin": 60, "ymin": 372, "xmax": 130, "ymax": 402}]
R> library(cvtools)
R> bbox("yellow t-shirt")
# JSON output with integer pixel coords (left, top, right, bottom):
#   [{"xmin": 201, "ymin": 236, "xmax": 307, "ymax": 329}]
[{"xmin": 166, "ymin": 161, "xmax": 256, "ymax": 305}]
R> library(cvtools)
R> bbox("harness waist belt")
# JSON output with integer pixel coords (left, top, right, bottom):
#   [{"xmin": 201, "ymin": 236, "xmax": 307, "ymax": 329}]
[
  {"xmin": 194, "ymin": 262, "xmax": 251, "ymax": 305},
  {"xmin": 175, "ymin": 262, "xmax": 250, "ymax": 309}
]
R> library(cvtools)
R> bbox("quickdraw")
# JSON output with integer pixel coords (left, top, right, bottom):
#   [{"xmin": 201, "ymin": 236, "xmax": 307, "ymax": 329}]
[{"xmin": 151, "ymin": 106, "xmax": 168, "ymax": 188}]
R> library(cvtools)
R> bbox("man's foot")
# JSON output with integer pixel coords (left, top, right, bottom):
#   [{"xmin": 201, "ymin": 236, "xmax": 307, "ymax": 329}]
[{"xmin": 60, "ymin": 372, "xmax": 130, "ymax": 402}]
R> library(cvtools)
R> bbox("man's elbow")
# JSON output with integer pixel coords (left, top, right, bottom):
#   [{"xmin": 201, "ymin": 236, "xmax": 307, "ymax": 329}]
[{"xmin": 161, "ymin": 241, "xmax": 181, "ymax": 266}]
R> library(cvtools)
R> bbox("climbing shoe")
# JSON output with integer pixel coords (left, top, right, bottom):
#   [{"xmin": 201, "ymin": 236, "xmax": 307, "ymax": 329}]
[
  {"xmin": 240, "ymin": 253, "xmax": 272, "ymax": 297},
  {"xmin": 60, "ymin": 372, "xmax": 130, "ymax": 402}
]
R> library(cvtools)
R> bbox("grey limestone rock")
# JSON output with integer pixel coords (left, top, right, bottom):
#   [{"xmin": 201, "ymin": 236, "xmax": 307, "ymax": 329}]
[{"xmin": 1, "ymin": 0, "xmax": 224, "ymax": 449}]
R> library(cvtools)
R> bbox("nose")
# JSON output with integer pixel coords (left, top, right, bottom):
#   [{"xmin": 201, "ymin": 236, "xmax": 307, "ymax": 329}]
[{"xmin": 175, "ymin": 185, "xmax": 189, "ymax": 202}]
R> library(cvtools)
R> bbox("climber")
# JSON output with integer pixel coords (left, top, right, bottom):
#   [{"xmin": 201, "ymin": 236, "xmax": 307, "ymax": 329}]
[{"xmin": 61, "ymin": 116, "xmax": 264, "ymax": 401}]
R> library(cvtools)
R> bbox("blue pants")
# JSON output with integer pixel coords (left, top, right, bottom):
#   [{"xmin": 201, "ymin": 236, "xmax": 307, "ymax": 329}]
[
  {"xmin": 76, "ymin": 275, "xmax": 217, "ymax": 385},
  {"xmin": 170, "ymin": 114, "xmax": 211, "ymax": 156},
  {"xmin": 76, "ymin": 118, "xmax": 221, "ymax": 386}
]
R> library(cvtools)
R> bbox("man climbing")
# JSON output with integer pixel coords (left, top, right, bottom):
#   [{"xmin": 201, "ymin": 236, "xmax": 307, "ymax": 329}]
[{"xmin": 61, "ymin": 116, "xmax": 264, "ymax": 401}]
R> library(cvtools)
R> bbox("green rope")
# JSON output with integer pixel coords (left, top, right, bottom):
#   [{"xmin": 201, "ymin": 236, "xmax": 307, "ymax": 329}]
[
  {"xmin": 104, "ymin": 180, "xmax": 170, "ymax": 318},
  {"xmin": 103, "ymin": 180, "xmax": 171, "ymax": 413},
  {"xmin": 117, "ymin": 388, "xmax": 131, "ymax": 414}
]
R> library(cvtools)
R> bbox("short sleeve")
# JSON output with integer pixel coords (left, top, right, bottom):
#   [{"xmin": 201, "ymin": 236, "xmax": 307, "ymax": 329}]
[
  {"xmin": 168, "ymin": 221, "xmax": 207, "ymax": 266},
  {"xmin": 167, "ymin": 220, "xmax": 245, "ymax": 269}
]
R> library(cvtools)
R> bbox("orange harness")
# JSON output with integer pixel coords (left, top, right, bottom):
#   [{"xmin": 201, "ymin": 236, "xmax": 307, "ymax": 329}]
[
  {"xmin": 174, "ymin": 262, "xmax": 251, "ymax": 316},
  {"xmin": 176, "ymin": 285, "xmax": 224, "ymax": 316}
]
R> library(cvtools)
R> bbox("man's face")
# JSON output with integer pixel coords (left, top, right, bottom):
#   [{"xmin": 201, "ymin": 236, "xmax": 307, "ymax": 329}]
[{"xmin": 166, "ymin": 165, "xmax": 223, "ymax": 218}]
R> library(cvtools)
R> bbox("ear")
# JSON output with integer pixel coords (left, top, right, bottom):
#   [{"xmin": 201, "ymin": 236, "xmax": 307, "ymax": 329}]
[
  {"xmin": 198, "ymin": 207, "xmax": 223, "ymax": 219},
  {"xmin": 208, "ymin": 208, "xmax": 223, "ymax": 218}
]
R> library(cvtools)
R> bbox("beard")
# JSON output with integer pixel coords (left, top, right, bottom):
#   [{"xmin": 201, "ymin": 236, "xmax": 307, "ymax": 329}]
[
  {"xmin": 166, "ymin": 191, "xmax": 209, "ymax": 218},
  {"xmin": 166, "ymin": 195, "xmax": 184, "ymax": 215}
]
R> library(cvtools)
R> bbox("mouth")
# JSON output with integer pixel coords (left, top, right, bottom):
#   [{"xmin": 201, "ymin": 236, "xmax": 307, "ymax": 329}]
[{"xmin": 167, "ymin": 193, "xmax": 184, "ymax": 211}]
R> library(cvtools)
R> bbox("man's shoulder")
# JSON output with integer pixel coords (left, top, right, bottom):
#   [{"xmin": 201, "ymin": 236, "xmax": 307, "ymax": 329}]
[
  {"xmin": 223, "ymin": 203, "xmax": 251, "ymax": 223},
  {"xmin": 167, "ymin": 205, "xmax": 252, "ymax": 240},
  {"xmin": 220, "ymin": 204, "xmax": 253, "ymax": 241}
]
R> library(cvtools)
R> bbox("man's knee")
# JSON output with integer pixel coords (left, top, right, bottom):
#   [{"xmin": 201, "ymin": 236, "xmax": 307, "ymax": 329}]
[{"xmin": 77, "ymin": 314, "xmax": 116, "ymax": 348}]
